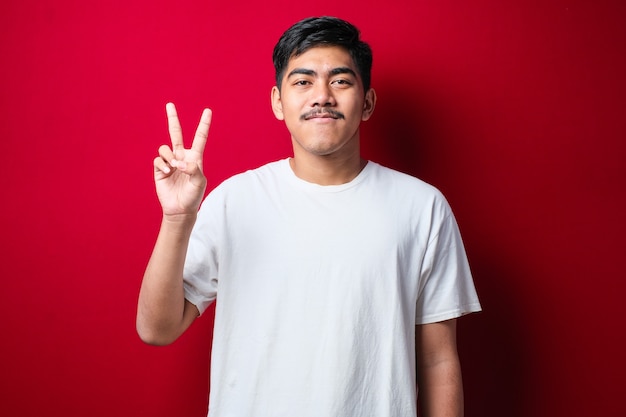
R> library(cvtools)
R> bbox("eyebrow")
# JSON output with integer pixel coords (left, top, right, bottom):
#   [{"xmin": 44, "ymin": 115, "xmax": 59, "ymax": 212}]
[{"xmin": 287, "ymin": 67, "xmax": 358, "ymax": 79}]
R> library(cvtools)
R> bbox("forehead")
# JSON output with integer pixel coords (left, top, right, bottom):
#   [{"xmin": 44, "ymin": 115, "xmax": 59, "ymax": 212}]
[{"xmin": 286, "ymin": 45, "xmax": 357, "ymax": 72}]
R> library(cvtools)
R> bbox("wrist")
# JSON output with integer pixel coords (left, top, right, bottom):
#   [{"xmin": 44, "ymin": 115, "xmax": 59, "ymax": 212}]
[{"xmin": 161, "ymin": 213, "xmax": 198, "ymax": 231}]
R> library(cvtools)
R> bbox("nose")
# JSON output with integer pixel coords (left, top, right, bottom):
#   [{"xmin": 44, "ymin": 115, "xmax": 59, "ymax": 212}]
[{"xmin": 310, "ymin": 82, "xmax": 336, "ymax": 107}]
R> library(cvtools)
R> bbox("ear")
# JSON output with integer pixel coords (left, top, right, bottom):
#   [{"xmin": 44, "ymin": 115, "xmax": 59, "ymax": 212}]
[
  {"xmin": 271, "ymin": 86, "xmax": 284, "ymax": 121},
  {"xmin": 361, "ymin": 88, "xmax": 377, "ymax": 121}
]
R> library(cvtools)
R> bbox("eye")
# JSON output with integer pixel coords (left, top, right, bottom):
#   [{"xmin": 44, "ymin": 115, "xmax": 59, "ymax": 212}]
[
  {"xmin": 331, "ymin": 79, "xmax": 353, "ymax": 87},
  {"xmin": 293, "ymin": 80, "xmax": 311, "ymax": 86}
]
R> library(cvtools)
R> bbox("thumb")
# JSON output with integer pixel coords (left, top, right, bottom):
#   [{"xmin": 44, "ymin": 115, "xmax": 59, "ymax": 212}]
[
  {"xmin": 173, "ymin": 148, "xmax": 185, "ymax": 162},
  {"xmin": 183, "ymin": 161, "xmax": 207, "ymax": 188},
  {"xmin": 176, "ymin": 159, "xmax": 203, "ymax": 178}
]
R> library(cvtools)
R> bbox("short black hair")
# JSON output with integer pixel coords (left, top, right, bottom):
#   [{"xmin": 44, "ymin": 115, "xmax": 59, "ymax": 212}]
[{"xmin": 273, "ymin": 16, "xmax": 373, "ymax": 93}]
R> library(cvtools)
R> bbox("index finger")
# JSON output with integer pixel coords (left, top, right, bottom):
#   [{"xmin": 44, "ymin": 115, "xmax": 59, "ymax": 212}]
[
  {"xmin": 191, "ymin": 108, "xmax": 212, "ymax": 155},
  {"xmin": 166, "ymin": 102, "xmax": 184, "ymax": 151}
]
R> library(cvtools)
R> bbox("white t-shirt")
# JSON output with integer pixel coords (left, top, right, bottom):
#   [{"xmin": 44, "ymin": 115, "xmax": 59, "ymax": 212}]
[{"xmin": 184, "ymin": 159, "xmax": 481, "ymax": 417}]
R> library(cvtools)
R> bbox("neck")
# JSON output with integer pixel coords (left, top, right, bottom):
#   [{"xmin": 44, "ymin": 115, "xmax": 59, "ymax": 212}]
[{"xmin": 289, "ymin": 150, "xmax": 367, "ymax": 186}]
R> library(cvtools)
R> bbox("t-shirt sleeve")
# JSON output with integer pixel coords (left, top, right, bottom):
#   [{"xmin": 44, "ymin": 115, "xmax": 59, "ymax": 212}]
[
  {"xmin": 415, "ymin": 199, "xmax": 481, "ymax": 324},
  {"xmin": 182, "ymin": 190, "xmax": 222, "ymax": 315}
]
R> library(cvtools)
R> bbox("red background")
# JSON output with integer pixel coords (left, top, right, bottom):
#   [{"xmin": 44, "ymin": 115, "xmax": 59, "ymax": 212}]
[{"xmin": 1, "ymin": 1, "xmax": 625, "ymax": 416}]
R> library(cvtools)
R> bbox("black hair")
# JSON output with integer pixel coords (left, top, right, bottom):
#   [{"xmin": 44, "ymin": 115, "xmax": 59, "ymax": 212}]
[{"xmin": 272, "ymin": 16, "xmax": 373, "ymax": 92}]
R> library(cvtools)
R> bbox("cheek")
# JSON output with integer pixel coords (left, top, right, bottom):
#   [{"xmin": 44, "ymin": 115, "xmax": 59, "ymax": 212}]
[
  {"xmin": 282, "ymin": 104, "xmax": 306, "ymax": 125},
  {"xmin": 282, "ymin": 112, "xmax": 305, "ymax": 135}
]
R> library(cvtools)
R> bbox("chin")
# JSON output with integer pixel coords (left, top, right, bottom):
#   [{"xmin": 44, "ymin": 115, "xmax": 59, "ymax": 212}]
[
  {"xmin": 304, "ymin": 142, "xmax": 346, "ymax": 156},
  {"xmin": 292, "ymin": 132, "xmax": 357, "ymax": 157}
]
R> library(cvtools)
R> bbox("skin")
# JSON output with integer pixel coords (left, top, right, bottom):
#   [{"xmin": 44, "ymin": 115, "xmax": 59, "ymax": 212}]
[
  {"xmin": 271, "ymin": 46, "xmax": 376, "ymax": 185},
  {"xmin": 136, "ymin": 45, "xmax": 464, "ymax": 416},
  {"xmin": 136, "ymin": 103, "xmax": 207, "ymax": 345},
  {"xmin": 417, "ymin": 319, "xmax": 464, "ymax": 417}
]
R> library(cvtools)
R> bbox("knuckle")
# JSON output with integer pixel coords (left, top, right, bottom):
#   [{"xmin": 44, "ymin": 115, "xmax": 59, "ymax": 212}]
[{"xmin": 158, "ymin": 144, "xmax": 172, "ymax": 156}]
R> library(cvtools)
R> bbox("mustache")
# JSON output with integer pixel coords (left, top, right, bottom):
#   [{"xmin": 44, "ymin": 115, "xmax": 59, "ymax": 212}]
[{"xmin": 300, "ymin": 108, "xmax": 345, "ymax": 120}]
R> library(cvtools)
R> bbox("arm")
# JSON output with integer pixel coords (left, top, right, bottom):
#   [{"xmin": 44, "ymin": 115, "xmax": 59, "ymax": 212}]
[
  {"xmin": 136, "ymin": 103, "xmax": 212, "ymax": 346},
  {"xmin": 136, "ymin": 215, "xmax": 200, "ymax": 346},
  {"xmin": 415, "ymin": 319, "xmax": 464, "ymax": 417}
]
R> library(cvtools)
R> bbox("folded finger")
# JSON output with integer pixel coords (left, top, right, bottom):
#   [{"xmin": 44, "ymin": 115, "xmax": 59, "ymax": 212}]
[
  {"xmin": 153, "ymin": 156, "xmax": 172, "ymax": 175},
  {"xmin": 158, "ymin": 144, "xmax": 175, "ymax": 162}
]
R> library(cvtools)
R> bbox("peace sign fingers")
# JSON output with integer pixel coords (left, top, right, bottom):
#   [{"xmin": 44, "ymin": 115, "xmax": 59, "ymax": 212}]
[
  {"xmin": 166, "ymin": 102, "xmax": 185, "ymax": 155},
  {"xmin": 165, "ymin": 103, "xmax": 212, "ymax": 165},
  {"xmin": 191, "ymin": 108, "xmax": 212, "ymax": 156}
]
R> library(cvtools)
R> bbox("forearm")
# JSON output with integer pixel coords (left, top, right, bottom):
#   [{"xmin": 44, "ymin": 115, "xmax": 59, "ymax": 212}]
[
  {"xmin": 136, "ymin": 214, "xmax": 198, "ymax": 345},
  {"xmin": 417, "ymin": 356, "xmax": 464, "ymax": 417}
]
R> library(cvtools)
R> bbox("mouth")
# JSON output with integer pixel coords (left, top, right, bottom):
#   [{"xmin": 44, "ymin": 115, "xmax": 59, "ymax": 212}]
[{"xmin": 301, "ymin": 109, "xmax": 345, "ymax": 121}]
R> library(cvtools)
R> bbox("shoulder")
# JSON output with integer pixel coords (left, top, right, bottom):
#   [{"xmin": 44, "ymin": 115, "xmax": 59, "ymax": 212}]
[
  {"xmin": 367, "ymin": 161, "xmax": 447, "ymax": 202},
  {"xmin": 364, "ymin": 162, "xmax": 457, "ymax": 232},
  {"xmin": 209, "ymin": 159, "xmax": 287, "ymax": 194}
]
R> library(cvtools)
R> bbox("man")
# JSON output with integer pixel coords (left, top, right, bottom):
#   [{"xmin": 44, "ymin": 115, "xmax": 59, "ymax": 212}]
[{"xmin": 137, "ymin": 16, "xmax": 481, "ymax": 417}]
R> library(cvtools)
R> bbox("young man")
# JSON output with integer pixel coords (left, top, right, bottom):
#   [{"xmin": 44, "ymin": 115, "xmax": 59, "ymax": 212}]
[{"xmin": 137, "ymin": 16, "xmax": 481, "ymax": 417}]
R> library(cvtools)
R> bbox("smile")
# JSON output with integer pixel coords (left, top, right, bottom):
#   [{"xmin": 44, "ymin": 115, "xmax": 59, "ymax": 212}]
[{"xmin": 301, "ymin": 109, "xmax": 345, "ymax": 121}]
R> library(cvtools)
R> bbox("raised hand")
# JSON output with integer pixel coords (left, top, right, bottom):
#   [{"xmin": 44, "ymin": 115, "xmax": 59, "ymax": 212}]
[{"xmin": 153, "ymin": 103, "xmax": 212, "ymax": 217}]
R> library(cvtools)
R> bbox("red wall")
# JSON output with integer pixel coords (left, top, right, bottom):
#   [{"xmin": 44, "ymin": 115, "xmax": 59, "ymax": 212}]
[{"xmin": 1, "ymin": 1, "xmax": 624, "ymax": 416}]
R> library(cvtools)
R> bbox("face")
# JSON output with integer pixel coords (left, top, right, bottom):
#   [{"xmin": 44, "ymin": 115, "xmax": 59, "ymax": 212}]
[{"xmin": 271, "ymin": 46, "xmax": 376, "ymax": 159}]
